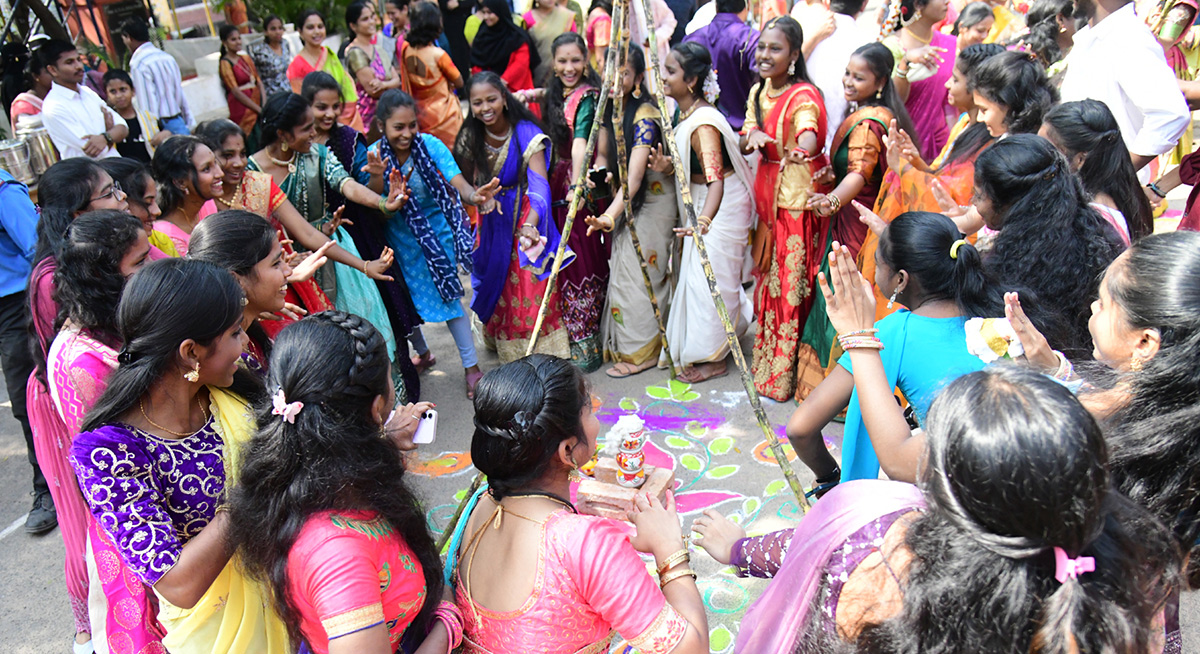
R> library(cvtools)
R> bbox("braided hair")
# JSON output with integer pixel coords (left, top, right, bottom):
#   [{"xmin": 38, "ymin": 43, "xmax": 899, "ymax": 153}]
[
  {"xmin": 227, "ymin": 311, "xmax": 443, "ymax": 648},
  {"xmin": 471, "ymin": 354, "xmax": 590, "ymax": 500}
]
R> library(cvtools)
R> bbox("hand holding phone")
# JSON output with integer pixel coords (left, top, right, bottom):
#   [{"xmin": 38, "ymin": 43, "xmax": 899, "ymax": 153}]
[{"xmin": 413, "ymin": 409, "xmax": 439, "ymax": 445}]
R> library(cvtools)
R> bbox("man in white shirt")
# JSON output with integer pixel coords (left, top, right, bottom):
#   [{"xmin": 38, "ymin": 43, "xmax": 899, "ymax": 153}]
[
  {"xmin": 1060, "ymin": 0, "xmax": 1189, "ymax": 179},
  {"xmin": 121, "ymin": 17, "xmax": 193, "ymax": 135},
  {"xmin": 39, "ymin": 39, "xmax": 127, "ymax": 160},
  {"xmin": 796, "ymin": 0, "xmax": 871, "ymax": 153}
]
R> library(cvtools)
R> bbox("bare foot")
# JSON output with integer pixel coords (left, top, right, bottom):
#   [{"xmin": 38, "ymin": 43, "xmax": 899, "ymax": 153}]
[
  {"xmin": 677, "ymin": 361, "xmax": 728, "ymax": 383},
  {"xmin": 605, "ymin": 360, "xmax": 655, "ymax": 378}
]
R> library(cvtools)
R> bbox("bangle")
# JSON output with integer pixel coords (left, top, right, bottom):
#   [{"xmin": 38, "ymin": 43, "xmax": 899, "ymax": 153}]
[
  {"xmin": 1147, "ymin": 182, "xmax": 1167, "ymax": 199},
  {"xmin": 656, "ymin": 548, "xmax": 690, "ymax": 576},
  {"xmin": 839, "ymin": 328, "xmax": 879, "ymax": 338},
  {"xmin": 377, "ymin": 196, "xmax": 389, "ymax": 214},
  {"xmin": 696, "ymin": 214, "xmax": 712, "ymax": 227},
  {"xmin": 1052, "ymin": 350, "xmax": 1074, "ymax": 381},
  {"xmin": 432, "ymin": 600, "xmax": 463, "ymax": 653},
  {"xmin": 360, "ymin": 260, "xmax": 368, "ymax": 274},
  {"xmin": 828, "ymin": 194, "xmax": 842, "ymax": 213},
  {"xmin": 659, "ymin": 567, "xmax": 697, "ymax": 590},
  {"xmin": 837, "ymin": 334, "xmax": 884, "ymax": 351},
  {"xmin": 215, "ymin": 503, "xmax": 230, "ymax": 515}
]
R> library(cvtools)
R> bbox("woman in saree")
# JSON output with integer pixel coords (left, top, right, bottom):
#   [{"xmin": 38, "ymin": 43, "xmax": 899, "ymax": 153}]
[
  {"xmin": 880, "ymin": 0, "xmax": 956, "ymax": 162},
  {"xmin": 344, "ymin": 0, "xmax": 402, "ymax": 139},
  {"xmin": 522, "ymin": 0, "xmax": 579, "ymax": 83},
  {"xmin": 450, "ymin": 354, "xmax": 710, "ymax": 653},
  {"xmin": 538, "ymin": 33, "xmax": 607, "ymax": 371},
  {"xmin": 471, "ymin": 0, "xmax": 540, "ymax": 94},
  {"xmin": 651, "ymin": 42, "xmax": 756, "ymax": 384},
  {"xmin": 218, "ymin": 25, "xmax": 265, "ymax": 136},
  {"xmin": 25, "ymin": 161, "xmax": 129, "ymax": 652},
  {"xmin": 585, "ymin": 0, "xmax": 612, "ymax": 71},
  {"xmin": 398, "ymin": 2, "xmax": 464, "ymax": 149},
  {"xmin": 247, "ymin": 93, "xmax": 419, "ymax": 399},
  {"xmin": 288, "ymin": 10, "xmax": 364, "ymax": 132},
  {"xmin": 70, "ymin": 258, "xmax": 288, "ymax": 654},
  {"xmin": 454, "ymin": 72, "xmax": 573, "ymax": 363},
  {"xmin": 47, "ymin": 211, "xmax": 154, "ymax": 652},
  {"xmin": 739, "ymin": 17, "xmax": 828, "ymax": 402},
  {"xmin": 586, "ymin": 46, "xmax": 677, "ymax": 379},
  {"xmin": 228, "ymin": 311, "xmax": 454, "ymax": 654},
  {"xmin": 152, "ymin": 135, "xmax": 226, "ymax": 257},
  {"xmin": 693, "ymin": 362, "xmax": 1177, "ymax": 654},
  {"xmin": 793, "ymin": 42, "xmax": 910, "ymax": 401},
  {"xmin": 248, "ymin": 15, "xmax": 293, "ymax": 100},
  {"xmin": 368, "ymin": 91, "xmax": 500, "ymax": 398},
  {"xmin": 301, "ymin": 74, "xmax": 425, "ymax": 400}
]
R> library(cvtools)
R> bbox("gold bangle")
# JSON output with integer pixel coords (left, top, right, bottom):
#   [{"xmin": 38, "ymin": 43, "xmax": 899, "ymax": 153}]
[
  {"xmin": 659, "ymin": 567, "xmax": 697, "ymax": 590},
  {"xmin": 360, "ymin": 260, "xmax": 368, "ymax": 274},
  {"xmin": 656, "ymin": 548, "xmax": 690, "ymax": 576}
]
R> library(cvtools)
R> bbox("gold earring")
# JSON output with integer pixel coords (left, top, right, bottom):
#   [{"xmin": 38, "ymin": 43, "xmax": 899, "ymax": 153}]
[
  {"xmin": 632, "ymin": 87, "xmax": 642, "ymax": 98},
  {"xmin": 1130, "ymin": 355, "xmax": 1144, "ymax": 372},
  {"xmin": 281, "ymin": 141, "xmax": 289, "ymax": 153},
  {"xmin": 184, "ymin": 362, "xmax": 200, "ymax": 383}
]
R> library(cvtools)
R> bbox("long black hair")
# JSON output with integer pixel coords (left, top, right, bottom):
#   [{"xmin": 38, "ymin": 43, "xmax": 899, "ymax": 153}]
[
  {"xmin": 82, "ymin": 258, "xmax": 259, "ymax": 432},
  {"xmin": 374, "ymin": 88, "xmax": 419, "ymax": 135},
  {"xmin": 227, "ymin": 311, "xmax": 444, "ymax": 648},
  {"xmin": 33, "ymin": 157, "xmax": 109, "ymax": 267},
  {"xmin": 541, "ymin": 33, "xmax": 601, "ymax": 146},
  {"xmin": 1042, "ymin": 100, "xmax": 1153, "ymax": 242},
  {"xmin": 847, "ymin": 42, "xmax": 916, "ymax": 138},
  {"xmin": 850, "ymin": 366, "xmax": 1179, "ymax": 654},
  {"xmin": 968, "ymin": 50, "xmax": 1058, "ymax": 135},
  {"xmin": 878, "ymin": 211, "xmax": 1001, "ymax": 318},
  {"xmin": 218, "ymin": 24, "xmax": 240, "ymax": 58},
  {"xmin": 751, "ymin": 17, "xmax": 818, "ymax": 128},
  {"xmin": 454, "ymin": 71, "xmax": 542, "ymax": 185},
  {"xmin": 952, "ymin": 1, "xmax": 993, "ymax": 35},
  {"xmin": 603, "ymin": 45, "xmax": 653, "ymax": 214},
  {"xmin": 937, "ymin": 42, "xmax": 1005, "ymax": 170},
  {"xmin": 258, "ymin": 92, "xmax": 312, "ymax": 149},
  {"xmin": 186, "ymin": 209, "xmax": 277, "ymax": 362},
  {"xmin": 1, "ymin": 42, "xmax": 31, "ymax": 117},
  {"xmin": 405, "ymin": 1, "xmax": 444, "ymax": 48},
  {"xmin": 195, "ymin": 118, "xmax": 245, "ymax": 155},
  {"xmin": 152, "ymin": 135, "xmax": 208, "ymax": 218},
  {"xmin": 471, "ymin": 354, "xmax": 590, "ymax": 500},
  {"xmin": 975, "ymin": 134, "xmax": 1123, "ymax": 356},
  {"xmin": 52, "ymin": 210, "xmax": 144, "ymax": 343},
  {"xmin": 1097, "ymin": 231, "xmax": 1200, "ymax": 583},
  {"xmin": 299, "ymin": 71, "xmax": 343, "ymax": 106},
  {"xmin": 1015, "ymin": 0, "xmax": 1074, "ymax": 66}
]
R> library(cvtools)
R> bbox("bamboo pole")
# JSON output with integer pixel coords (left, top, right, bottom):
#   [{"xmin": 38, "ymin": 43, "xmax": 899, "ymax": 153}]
[
  {"xmin": 635, "ymin": 0, "xmax": 810, "ymax": 511},
  {"xmin": 607, "ymin": 0, "xmax": 676, "ymax": 379}
]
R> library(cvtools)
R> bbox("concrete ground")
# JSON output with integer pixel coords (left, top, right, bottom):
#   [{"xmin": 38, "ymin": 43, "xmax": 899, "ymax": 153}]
[{"xmin": 0, "ymin": 312, "xmax": 1197, "ymax": 652}]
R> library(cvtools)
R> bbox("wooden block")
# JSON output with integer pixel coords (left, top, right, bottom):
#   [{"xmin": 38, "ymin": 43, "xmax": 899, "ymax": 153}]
[{"xmin": 576, "ymin": 460, "xmax": 675, "ymax": 522}]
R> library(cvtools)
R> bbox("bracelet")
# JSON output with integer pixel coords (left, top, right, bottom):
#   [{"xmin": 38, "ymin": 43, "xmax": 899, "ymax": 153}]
[
  {"xmin": 828, "ymin": 194, "xmax": 842, "ymax": 213},
  {"xmin": 1051, "ymin": 350, "xmax": 1074, "ymax": 381},
  {"xmin": 601, "ymin": 214, "xmax": 616, "ymax": 232},
  {"xmin": 696, "ymin": 214, "xmax": 712, "ymax": 226},
  {"xmin": 1147, "ymin": 181, "xmax": 1167, "ymax": 199},
  {"xmin": 215, "ymin": 503, "xmax": 230, "ymax": 515},
  {"xmin": 432, "ymin": 600, "xmax": 463, "ymax": 653},
  {"xmin": 360, "ymin": 260, "xmax": 368, "ymax": 274},
  {"xmin": 839, "ymin": 328, "xmax": 879, "ymax": 338},
  {"xmin": 659, "ymin": 567, "xmax": 697, "ymax": 590},
  {"xmin": 656, "ymin": 548, "xmax": 691, "ymax": 576},
  {"xmin": 377, "ymin": 196, "xmax": 389, "ymax": 214},
  {"xmin": 837, "ymin": 334, "xmax": 885, "ymax": 351}
]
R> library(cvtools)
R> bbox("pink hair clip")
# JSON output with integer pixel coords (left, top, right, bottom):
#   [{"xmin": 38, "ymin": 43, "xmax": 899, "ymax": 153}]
[
  {"xmin": 1053, "ymin": 546, "xmax": 1095, "ymax": 583},
  {"xmin": 271, "ymin": 389, "xmax": 304, "ymax": 424}
]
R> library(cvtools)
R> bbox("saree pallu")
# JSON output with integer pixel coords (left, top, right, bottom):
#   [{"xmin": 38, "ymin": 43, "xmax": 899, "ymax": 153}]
[
  {"xmin": 327, "ymin": 124, "xmax": 422, "ymax": 402},
  {"xmin": 734, "ymin": 480, "xmax": 925, "ymax": 654},
  {"xmin": 552, "ymin": 87, "xmax": 608, "ymax": 371},
  {"xmin": 220, "ymin": 54, "xmax": 261, "ymax": 134},
  {"xmin": 471, "ymin": 122, "xmax": 573, "ymax": 363},
  {"xmin": 155, "ymin": 389, "xmax": 289, "ymax": 654},
  {"xmin": 660, "ymin": 106, "xmax": 755, "ymax": 371},
  {"xmin": 288, "ymin": 47, "xmax": 364, "ymax": 133},
  {"xmin": 792, "ymin": 108, "xmax": 891, "ymax": 402},
  {"xmin": 884, "ymin": 32, "xmax": 956, "ymax": 163},
  {"xmin": 524, "ymin": 6, "xmax": 576, "ymax": 83},
  {"xmin": 345, "ymin": 45, "xmax": 388, "ymax": 129},
  {"xmin": 745, "ymin": 82, "xmax": 828, "ymax": 401},
  {"xmin": 399, "ymin": 43, "xmax": 464, "ymax": 149}
]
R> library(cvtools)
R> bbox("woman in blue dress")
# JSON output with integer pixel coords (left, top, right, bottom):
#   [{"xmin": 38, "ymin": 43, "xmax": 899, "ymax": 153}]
[{"xmin": 369, "ymin": 90, "xmax": 500, "ymax": 398}]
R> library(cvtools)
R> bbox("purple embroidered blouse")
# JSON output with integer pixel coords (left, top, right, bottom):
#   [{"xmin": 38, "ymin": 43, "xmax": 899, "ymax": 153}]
[{"xmin": 71, "ymin": 420, "xmax": 225, "ymax": 585}]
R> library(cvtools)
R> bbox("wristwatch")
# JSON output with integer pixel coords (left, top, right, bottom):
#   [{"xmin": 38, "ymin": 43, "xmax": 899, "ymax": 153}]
[{"xmin": 103, "ymin": 132, "xmax": 114, "ymax": 147}]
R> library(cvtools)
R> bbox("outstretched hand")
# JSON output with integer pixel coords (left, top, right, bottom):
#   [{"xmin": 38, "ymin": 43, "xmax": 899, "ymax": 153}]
[
  {"xmin": 288, "ymin": 240, "xmax": 333, "ymax": 282},
  {"xmin": 884, "ymin": 119, "xmax": 921, "ymax": 173},
  {"xmin": 1004, "ymin": 291, "xmax": 1058, "ymax": 372},
  {"xmin": 322, "ymin": 205, "xmax": 353, "ymax": 236},
  {"xmin": 648, "ymin": 144, "xmax": 674, "ymax": 174},
  {"xmin": 585, "ymin": 212, "xmax": 614, "ymax": 236},
  {"xmin": 690, "ymin": 509, "xmax": 746, "ymax": 565},
  {"xmin": 853, "ymin": 200, "xmax": 887, "ymax": 237},
  {"xmin": 361, "ymin": 149, "xmax": 386, "ymax": 177},
  {"xmin": 472, "ymin": 177, "xmax": 501, "ymax": 214},
  {"xmin": 745, "ymin": 129, "xmax": 774, "ymax": 152},
  {"xmin": 364, "ymin": 247, "xmax": 396, "ymax": 281},
  {"xmin": 385, "ymin": 169, "xmax": 410, "ymax": 213},
  {"xmin": 817, "ymin": 241, "xmax": 876, "ymax": 335}
]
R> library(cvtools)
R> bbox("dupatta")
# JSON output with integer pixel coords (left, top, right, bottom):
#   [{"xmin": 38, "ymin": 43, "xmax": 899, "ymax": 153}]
[
  {"xmin": 734, "ymin": 479, "xmax": 925, "ymax": 653},
  {"xmin": 156, "ymin": 388, "xmax": 290, "ymax": 654}
]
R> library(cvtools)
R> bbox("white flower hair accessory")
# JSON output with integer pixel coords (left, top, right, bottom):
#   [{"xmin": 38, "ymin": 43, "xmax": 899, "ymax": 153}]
[
  {"xmin": 702, "ymin": 69, "xmax": 720, "ymax": 105},
  {"xmin": 271, "ymin": 388, "xmax": 304, "ymax": 424},
  {"xmin": 964, "ymin": 317, "xmax": 1025, "ymax": 363}
]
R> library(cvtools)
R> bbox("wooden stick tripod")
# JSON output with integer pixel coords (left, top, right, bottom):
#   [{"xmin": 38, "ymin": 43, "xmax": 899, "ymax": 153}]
[{"xmin": 436, "ymin": 0, "xmax": 810, "ymax": 553}]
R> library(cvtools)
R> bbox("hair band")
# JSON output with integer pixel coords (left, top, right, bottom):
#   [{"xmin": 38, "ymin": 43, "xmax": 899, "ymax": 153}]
[
  {"xmin": 1053, "ymin": 546, "xmax": 1095, "ymax": 584},
  {"xmin": 949, "ymin": 239, "xmax": 967, "ymax": 259}
]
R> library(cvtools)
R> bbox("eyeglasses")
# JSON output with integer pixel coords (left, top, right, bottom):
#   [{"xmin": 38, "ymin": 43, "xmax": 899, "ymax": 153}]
[{"xmin": 91, "ymin": 180, "xmax": 126, "ymax": 203}]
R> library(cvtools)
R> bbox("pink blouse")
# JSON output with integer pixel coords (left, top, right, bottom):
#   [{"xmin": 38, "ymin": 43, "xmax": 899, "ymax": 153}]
[
  {"xmin": 455, "ymin": 510, "xmax": 688, "ymax": 654},
  {"xmin": 287, "ymin": 510, "xmax": 428, "ymax": 653}
]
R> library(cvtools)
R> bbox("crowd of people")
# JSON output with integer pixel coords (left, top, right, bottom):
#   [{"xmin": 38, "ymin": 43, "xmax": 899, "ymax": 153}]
[{"xmin": 1, "ymin": 0, "xmax": 1200, "ymax": 650}]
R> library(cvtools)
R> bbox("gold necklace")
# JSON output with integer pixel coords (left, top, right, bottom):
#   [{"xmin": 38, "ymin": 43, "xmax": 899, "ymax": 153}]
[
  {"xmin": 139, "ymin": 396, "xmax": 209, "ymax": 437},
  {"xmin": 267, "ymin": 149, "xmax": 297, "ymax": 174},
  {"xmin": 765, "ymin": 80, "xmax": 791, "ymax": 98},
  {"xmin": 215, "ymin": 181, "xmax": 243, "ymax": 208},
  {"xmin": 679, "ymin": 100, "xmax": 705, "ymax": 122},
  {"xmin": 903, "ymin": 26, "xmax": 933, "ymax": 45}
]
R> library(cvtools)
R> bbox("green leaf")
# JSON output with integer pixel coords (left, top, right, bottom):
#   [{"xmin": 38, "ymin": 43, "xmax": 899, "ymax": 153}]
[
  {"xmin": 742, "ymin": 497, "xmax": 760, "ymax": 515},
  {"xmin": 618, "ymin": 397, "xmax": 640, "ymax": 412},
  {"xmin": 685, "ymin": 421, "xmax": 708, "ymax": 438},
  {"xmin": 680, "ymin": 454, "xmax": 704, "ymax": 471},
  {"xmin": 708, "ymin": 436, "xmax": 734, "ymax": 455},
  {"xmin": 765, "ymin": 479, "xmax": 786, "ymax": 496},
  {"xmin": 709, "ymin": 626, "xmax": 734, "ymax": 653},
  {"xmin": 707, "ymin": 464, "xmax": 739, "ymax": 479},
  {"xmin": 664, "ymin": 435, "xmax": 691, "ymax": 449}
]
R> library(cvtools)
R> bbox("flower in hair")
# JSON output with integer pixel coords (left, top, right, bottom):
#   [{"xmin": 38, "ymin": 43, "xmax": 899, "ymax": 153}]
[
  {"xmin": 702, "ymin": 69, "xmax": 720, "ymax": 105},
  {"xmin": 271, "ymin": 388, "xmax": 304, "ymax": 424},
  {"xmin": 1053, "ymin": 546, "xmax": 1095, "ymax": 583}
]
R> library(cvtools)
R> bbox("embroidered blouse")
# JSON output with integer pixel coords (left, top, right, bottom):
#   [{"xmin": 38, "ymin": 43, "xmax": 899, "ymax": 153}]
[
  {"xmin": 687, "ymin": 124, "xmax": 734, "ymax": 184},
  {"xmin": 288, "ymin": 510, "xmax": 427, "ymax": 653},
  {"xmin": 71, "ymin": 420, "xmax": 225, "ymax": 586}
]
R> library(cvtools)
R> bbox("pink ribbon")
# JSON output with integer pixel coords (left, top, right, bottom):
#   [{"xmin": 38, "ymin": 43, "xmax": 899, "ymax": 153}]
[
  {"xmin": 1053, "ymin": 546, "xmax": 1095, "ymax": 583},
  {"xmin": 271, "ymin": 389, "xmax": 304, "ymax": 424}
]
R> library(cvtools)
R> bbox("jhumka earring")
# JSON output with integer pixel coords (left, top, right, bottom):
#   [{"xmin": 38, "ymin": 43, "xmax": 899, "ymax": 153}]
[
  {"xmin": 887, "ymin": 288, "xmax": 900, "ymax": 309},
  {"xmin": 184, "ymin": 362, "xmax": 201, "ymax": 383},
  {"xmin": 1130, "ymin": 355, "xmax": 1144, "ymax": 372},
  {"xmin": 788, "ymin": 60, "xmax": 796, "ymax": 76},
  {"xmin": 876, "ymin": 88, "xmax": 883, "ymax": 99},
  {"xmin": 633, "ymin": 87, "xmax": 642, "ymax": 98}
]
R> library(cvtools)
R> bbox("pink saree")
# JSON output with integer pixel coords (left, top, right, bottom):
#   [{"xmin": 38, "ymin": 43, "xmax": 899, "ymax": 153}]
[{"xmin": 47, "ymin": 324, "xmax": 167, "ymax": 653}]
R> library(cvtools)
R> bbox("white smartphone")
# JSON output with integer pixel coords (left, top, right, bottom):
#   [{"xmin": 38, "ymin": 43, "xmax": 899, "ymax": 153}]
[{"xmin": 413, "ymin": 409, "xmax": 438, "ymax": 445}]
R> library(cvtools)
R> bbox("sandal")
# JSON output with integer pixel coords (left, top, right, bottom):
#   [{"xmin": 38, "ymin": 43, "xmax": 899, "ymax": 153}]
[
  {"xmin": 465, "ymin": 369, "xmax": 485, "ymax": 400},
  {"xmin": 412, "ymin": 351, "xmax": 437, "ymax": 373},
  {"xmin": 605, "ymin": 361, "xmax": 654, "ymax": 379}
]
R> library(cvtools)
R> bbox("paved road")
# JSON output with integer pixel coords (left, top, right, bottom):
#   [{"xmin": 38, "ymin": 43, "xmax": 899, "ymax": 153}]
[{"xmin": 0, "ymin": 319, "xmax": 1196, "ymax": 652}]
